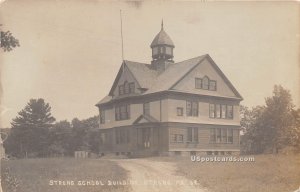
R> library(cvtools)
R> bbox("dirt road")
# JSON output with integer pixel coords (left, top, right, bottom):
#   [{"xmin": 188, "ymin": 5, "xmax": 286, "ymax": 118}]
[{"xmin": 115, "ymin": 158, "xmax": 208, "ymax": 192}]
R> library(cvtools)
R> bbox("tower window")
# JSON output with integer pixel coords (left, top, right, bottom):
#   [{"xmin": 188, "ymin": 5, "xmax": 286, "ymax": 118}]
[
  {"xmin": 152, "ymin": 47, "xmax": 158, "ymax": 55},
  {"xmin": 165, "ymin": 47, "xmax": 172, "ymax": 55}
]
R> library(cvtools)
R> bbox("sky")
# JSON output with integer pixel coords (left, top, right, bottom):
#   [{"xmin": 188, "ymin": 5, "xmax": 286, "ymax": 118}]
[{"xmin": 0, "ymin": 1, "xmax": 299, "ymax": 128}]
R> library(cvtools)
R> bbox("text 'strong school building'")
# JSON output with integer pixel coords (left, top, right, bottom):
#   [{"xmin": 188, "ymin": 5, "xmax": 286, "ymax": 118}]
[{"xmin": 96, "ymin": 23, "xmax": 243, "ymax": 156}]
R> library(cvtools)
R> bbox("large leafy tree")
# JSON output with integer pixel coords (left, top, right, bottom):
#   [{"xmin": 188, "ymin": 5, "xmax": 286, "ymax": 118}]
[
  {"xmin": 241, "ymin": 85, "xmax": 299, "ymax": 154},
  {"xmin": 48, "ymin": 120, "xmax": 72, "ymax": 156},
  {"xmin": 7, "ymin": 99, "xmax": 55, "ymax": 158}
]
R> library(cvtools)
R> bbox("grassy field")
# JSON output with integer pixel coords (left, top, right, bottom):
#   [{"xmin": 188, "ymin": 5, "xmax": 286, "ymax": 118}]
[
  {"xmin": 1, "ymin": 158, "xmax": 131, "ymax": 192},
  {"xmin": 172, "ymin": 154, "xmax": 300, "ymax": 192}
]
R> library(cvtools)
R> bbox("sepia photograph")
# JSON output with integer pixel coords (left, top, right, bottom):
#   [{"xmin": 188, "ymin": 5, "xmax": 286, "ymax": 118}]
[{"xmin": 0, "ymin": 1, "xmax": 299, "ymax": 192}]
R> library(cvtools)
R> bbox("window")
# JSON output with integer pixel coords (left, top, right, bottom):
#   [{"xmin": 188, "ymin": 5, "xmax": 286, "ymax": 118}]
[
  {"xmin": 195, "ymin": 76, "xmax": 217, "ymax": 91},
  {"xmin": 115, "ymin": 104, "xmax": 130, "ymax": 121},
  {"xmin": 216, "ymin": 104, "xmax": 221, "ymax": 118},
  {"xmin": 119, "ymin": 85, "xmax": 124, "ymax": 95},
  {"xmin": 195, "ymin": 78, "xmax": 202, "ymax": 89},
  {"xmin": 209, "ymin": 104, "xmax": 215, "ymax": 118},
  {"xmin": 177, "ymin": 107, "xmax": 183, "ymax": 116},
  {"xmin": 143, "ymin": 102, "xmax": 150, "ymax": 115},
  {"xmin": 216, "ymin": 128, "xmax": 221, "ymax": 143},
  {"xmin": 227, "ymin": 105, "xmax": 234, "ymax": 119},
  {"xmin": 210, "ymin": 128, "xmax": 216, "ymax": 142},
  {"xmin": 171, "ymin": 134, "xmax": 184, "ymax": 143},
  {"xmin": 152, "ymin": 47, "xmax": 158, "ymax": 55},
  {"xmin": 209, "ymin": 81, "xmax": 216, "ymax": 91},
  {"xmin": 221, "ymin": 129, "xmax": 227, "ymax": 142},
  {"xmin": 228, "ymin": 129, "xmax": 233, "ymax": 143},
  {"xmin": 165, "ymin": 47, "xmax": 172, "ymax": 55},
  {"xmin": 187, "ymin": 127, "xmax": 198, "ymax": 143},
  {"xmin": 209, "ymin": 104, "xmax": 234, "ymax": 119},
  {"xmin": 221, "ymin": 105, "xmax": 227, "ymax": 119},
  {"xmin": 129, "ymin": 82, "xmax": 135, "ymax": 93},
  {"xmin": 100, "ymin": 109, "xmax": 105, "ymax": 124},
  {"xmin": 202, "ymin": 76, "xmax": 209, "ymax": 90},
  {"xmin": 159, "ymin": 46, "xmax": 164, "ymax": 54},
  {"xmin": 124, "ymin": 81, "xmax": 129, "ymax": 94},
  {"xmin": 186, "ymin": 101, "xmax": 198, "ymax": 117},
  {"xmin": 210, "ymin": 128, "xmax": 234, "ymax": 144},
  {"xmin": 119, "ymin": 81, "xmax": 135, "ymax": 95}
]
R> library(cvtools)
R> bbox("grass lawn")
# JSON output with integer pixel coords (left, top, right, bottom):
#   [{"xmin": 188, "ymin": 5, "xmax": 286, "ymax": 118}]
[
  {"xmin": 172, "ymin": 154, "xmax": 300, "ymax": 192},
  {"xmin": 1, "ymin": 158, "xmax": 131, "ymax": 192}
]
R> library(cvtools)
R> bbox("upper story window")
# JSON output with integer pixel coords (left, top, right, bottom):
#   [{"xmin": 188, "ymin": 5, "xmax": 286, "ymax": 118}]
[
  {"xmin": 100, "ymin": 109, "xmax": 105, "ymax": 124},
  {"xmin": 165, "ymin": 47, "xmax": 172, "ymax": 55},
  {"xmin": 209, "ymin": 104, "xmax": 234, "ymax": 119},
  {"xmin": 186, "ymin": 100, "xmax": 198, "ymax": 117},
  {"xmin": 152, "ymin": 47, "xmax": 158, "ymax": 55},
  {"xmin": 195, "ymin": 76, "xmax": 217, "ymax": 91},
  {"xmin": 143, "ymin": 102, "xmax": 150, "ymax": 115},
  {"xmin": 119, "ymin": 81, "xmax": 135, "ymax": 96},
  {"xmin": 115, "ymin": 104, "xmax": 130, "ymax": 121},
  {"xmin": 177, "ymin": 107, "xmax": 183, "ymax": 116}
]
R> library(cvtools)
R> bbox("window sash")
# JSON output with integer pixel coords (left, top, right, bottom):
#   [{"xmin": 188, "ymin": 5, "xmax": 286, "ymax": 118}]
[
  {"xmin": 209, "ymin": 80, "xmax": 217, "ymax": 91},
  {"xmin": 227, "ymin": 105, "xmax": 234, "ymax": 119},
  {"xmin": 210, "ymin": 128, "xmax": 216, "ymax": 142},
  {"xmin": 209, "ymin": 104, "xmax": 215, "ymax": 118},
  {"xmin": 216, "ymin": 128, "xmax": 221, "ymax": 143},
  {"xmin": 192, "ymin": 102, "xmax": 198, "ymax": 116},
  {"xmin": 124, "ymin": 82, "xmax": 129, "ymax": 94},
  {"xmin": 100, "ymin": 110, "xmax": 105, "ymax": 124},
  {"xmin": 215, "ymin": 104, "xmax": 221, "ymax": 118},
  {"xmin": 129, "ymin": 82, "xmax": 135, "ymax": 93},
  {"xmin": 202, "ymin": 77, "xmax": 209, "ymax": 90},
  {"xmin": 187, "ymin": 128, "xmax": 198, "ymax": 142},
  {"xmin": 119, "ymin": 85, "xmax": 124, "ymax": 95},
  {"xmin": 177, "ymin": 107, "xmax": 183, "ymax": 116},
  {"xmin": 221, "ymin": 105, "xmax": 227, "ymax": 119},
  {"xmin": 115, "ymin": 105, "xmax": 130, "ymax": 121},
  {"xmin": 195, "ymin": 78, "xmax": 202, "ymax": 89},
  {"xmin": 186, "ymin": 101, "xmax": 192, "ymax": 116}
]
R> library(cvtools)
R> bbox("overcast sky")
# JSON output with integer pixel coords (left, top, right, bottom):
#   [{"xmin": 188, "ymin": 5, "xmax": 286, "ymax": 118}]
[{"xmin": 0, "ymin": 1, "xmax": 299, "ymax": 128}]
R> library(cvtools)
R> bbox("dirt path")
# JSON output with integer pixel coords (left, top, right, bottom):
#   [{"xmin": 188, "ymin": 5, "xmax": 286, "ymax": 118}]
[{"xmin": 114, "ymin": 159, "xmax": 208, "ymax": 192}]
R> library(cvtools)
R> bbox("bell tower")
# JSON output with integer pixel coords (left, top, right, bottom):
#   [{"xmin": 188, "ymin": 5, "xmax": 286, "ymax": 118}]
[{"xmin": 150, "ymin": 21, "xmax": 175, "ymax": 73}]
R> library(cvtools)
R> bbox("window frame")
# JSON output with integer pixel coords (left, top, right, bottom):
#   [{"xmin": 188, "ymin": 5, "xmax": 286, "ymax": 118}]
[
  {"xmin": 187, "ymin": 127, "xmax": 199, "ymax": 143},
  {"xmin": 115, "ymin": 104, "xmax": 130, "ymax": 121},
  {"xmin": 186, "ymin": 100, "xmax": 198, "ymax": 117},
  {"xmin": 100, "ymin": 109, "xmax": 105, "ymax": 124},
  {"xmin": 177, "ymin": 107, "xmax": 183, "ymax": 116}
]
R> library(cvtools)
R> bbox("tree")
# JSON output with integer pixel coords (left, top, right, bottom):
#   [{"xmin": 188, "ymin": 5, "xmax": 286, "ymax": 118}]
[
  {"xmin": 7, "ymin": 99, "xmax": 55, "ymax": 158},
  {"xmin": 48, "ymin": 120, "xmax": 72, "ymax": 157},
  {"xmin": 241, "ymin": 85, "xmax": 299, "ymax": 154},
  {"xmin": 69, "ymin": 116, "xmax": 99, "ymax": 153},
  {"xmin": 1, "ymin": 29, "xmax": 20, "ymax": 51}
]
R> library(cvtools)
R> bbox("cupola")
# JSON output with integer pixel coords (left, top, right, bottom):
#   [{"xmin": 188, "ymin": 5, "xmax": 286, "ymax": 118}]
[{"xmin": 150, "ymin": 21, "xmax": 175, "ymax": 72}]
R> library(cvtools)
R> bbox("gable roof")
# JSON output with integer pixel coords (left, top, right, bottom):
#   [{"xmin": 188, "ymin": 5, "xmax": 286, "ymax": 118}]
[
  {"xmin": 132, "ymin": 114, "xmax": 159, "ymax": 124},
  {"xmin": 98, "ymin": 54, "xmax": 242, "ymax": 106}
]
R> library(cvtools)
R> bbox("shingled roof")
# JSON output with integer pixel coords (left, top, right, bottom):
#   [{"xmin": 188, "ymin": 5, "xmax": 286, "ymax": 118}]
[{"xmin": 97, "ymin": 54, "xmax": 242, "ymax": 106}]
